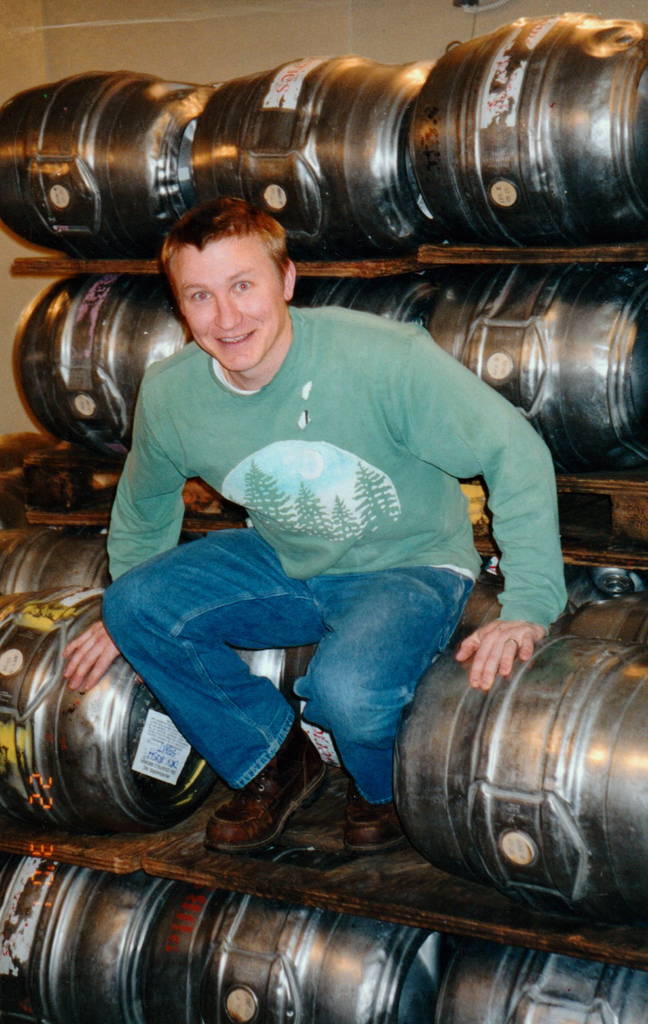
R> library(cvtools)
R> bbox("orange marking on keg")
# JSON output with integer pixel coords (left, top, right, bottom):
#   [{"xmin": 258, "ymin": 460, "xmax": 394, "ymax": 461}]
[{"xmin": 27, "ymin": 772, "xmax": 54, "ymax": 810}]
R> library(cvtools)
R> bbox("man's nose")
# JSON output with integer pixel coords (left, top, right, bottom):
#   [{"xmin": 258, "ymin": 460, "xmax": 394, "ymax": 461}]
[{"xmin": 213, "ymin": 294, "xmax": 241, "ymax": 330}]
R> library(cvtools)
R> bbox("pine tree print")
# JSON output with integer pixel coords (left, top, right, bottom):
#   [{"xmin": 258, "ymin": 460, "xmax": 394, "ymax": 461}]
[
  {"xmin": 329, "ymin": 494, "xmax": 360, "ymax": 540},
  {"xmin": 353, "ymin": 462, "xmax": 401, "ymax": 532},
  {"xmin": 242, "ymin": 460, "xmax": 294, "ymax": 525},
  {"xmin": 294, "ymin": 480, "xmax": 331, "ymax": 534}
]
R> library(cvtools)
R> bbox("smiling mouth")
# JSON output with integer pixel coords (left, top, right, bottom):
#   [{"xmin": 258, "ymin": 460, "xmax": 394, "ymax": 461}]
[{"xmin": 218, "ymin": 332, "xmax": 252, "ymax": 345}]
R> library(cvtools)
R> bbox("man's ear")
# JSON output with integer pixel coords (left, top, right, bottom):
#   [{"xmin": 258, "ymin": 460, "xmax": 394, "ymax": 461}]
[{"xmin": 283, "ymin": 260, "xmax": 297, "ymax": 301}]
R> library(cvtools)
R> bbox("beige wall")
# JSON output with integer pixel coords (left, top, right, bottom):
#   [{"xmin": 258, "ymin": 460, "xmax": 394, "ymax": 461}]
[{"xmin": 1, "ymin": 0, "xmax": 647, "ymax": 431}]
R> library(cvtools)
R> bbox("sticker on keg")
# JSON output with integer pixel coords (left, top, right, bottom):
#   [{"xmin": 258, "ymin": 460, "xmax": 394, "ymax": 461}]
[
  {"xmin": 49, "ymin": 183, "xmax": 71, "ymax": 210},
  {"xmin": 489, "ymin": 179, "xmax": 518, "ymax": 208},
  {"xmin": 299, "ymin": 703, "xmax": 340, "ymax": 765},
  {"xmin": 17, "ymin": 599, "xmax": 81, "ymax": 633},
  {"xmin": 0, "ymin": 648, "xmax": 23, "ymax": 676},
  {"xmin": 263, "ymin": 183, "xmax": 287, "ymax": 211},
  {"xmin": 73, "ymin": 392, "xmax": 97, "ymax": 417},
  {"xmin": 499, "ymin": 829, "xmax": 538, "ymax": 866},
  {"xmin": 261, "ymin": 56, "xmax": 326, "ymax": 109},
  {"xmin": 225, "ymin": 986, "xmax": 258, "ymax": 1023},
  {"xmin": 132, "ymin": 709, "xmax": 191, "ymax": 784},
  {"xmin": 486, "ymin": 351, "xmax": 514, "ymax": 381}
]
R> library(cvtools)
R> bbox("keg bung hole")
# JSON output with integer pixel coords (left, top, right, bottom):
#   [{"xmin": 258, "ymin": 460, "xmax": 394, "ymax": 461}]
[
  {"xmin": 499, "ymin": 828, "xmax": 538, "ymax": 866},
  {"xmin": 225, "ymin": 986, "xmax": 259, "ymax": 1023}
]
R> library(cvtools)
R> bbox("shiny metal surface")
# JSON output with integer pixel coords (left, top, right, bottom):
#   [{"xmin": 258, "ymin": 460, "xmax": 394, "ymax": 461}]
[
  {"xmin": 426, "ymin": 263, "xmax": 648, "ymax": 471},
  {"xmin": 294, "ymin": 272, "xmax": 441, "ymax": 327},
  {"xmin": 194, "ymin": 885, "xmax": 440, "ymax": 1023},
  {"xmin": 0, "ymin": 588, "xmax": 214, "ymax": 832},
  {"xmin": 564, "ymin": 592, "xmax": 648, "ymax": 644},
  {"xmin": 0, "ymin": 72, "xmax": 213, "ymax": 258},
  {"xmin": 0, "ymin": 528, "xmax": 108, "ymax": 594},
  {"xmin": 193, "ymin": 56, "xmax": 439, "ymax": 258},
  {"xmin": 565, "ymin": 564, "xmax": 648, "ymax": 609},
  {"xmin": 411, "ymin": 13, "xmax": 648, "ymax": 244},
  {"xmin": 0, "ymin": 854, "xmax": 173, "ymax": 1023},
  {"xmin": 395, "ymin": 634, "xmax": 648, "ymax": 920},
  {"xmin": 0, "ymin": 852, "xmax": 439, "ymax": 1023},
  {"xmin": 435, "ymin": 939, "xmax": 648, "ymax": 1023},
  {"xmin": 16, "ymin": 274, "xmax": 186, "ymax": 455}
]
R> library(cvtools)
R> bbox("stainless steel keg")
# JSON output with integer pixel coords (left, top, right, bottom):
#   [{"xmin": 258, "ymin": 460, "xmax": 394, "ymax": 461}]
[
  {"xmin": 0, "ymin": 72, "xmax": 213, "ymax": 257},
  {"xmin": 0, "ymin": 854, "xmax": 174, "ymax": 1024},
  {"xmin": 1, "ymin": 852, "xmax": 440, "ymax": 1023},
  {"xmin": 564, "ymin": 591, "xmax": 648, "ymax": 643},
  {"xmin": 426, "ymin": 263, "xmax": 648, "ymax": 471},
  {"xmin": 410, "ymin": 13, "xmax": 648, "ymax": 244},
  {"xmin": 0, "ymin": 588, "xmax": 214, "ymax": 832},
  {"xmin": 294, "ymin": 272, "xmax": 442, "ymax": 327},
  {"xmin": 146, "ymin": 864, "xmax": 441, "ymax": 1024},
  {"xmin": 16, "ymin": 274, "xmax": 186, "ymax": 455},
  {"xmin": 395, "ymin": 635, "xmax": 648, "ymax": 920},
  {"xmin": 192, "ymin": 56, "xmax": 439, "ymax": 258},
  {"xmin": 565, "ymin": 564, "xmax": 648, "ymax": 609},
  {"xmin": 0, "ymin": 528, "xmax": 108, "ymax": 594},
  {"xmin": 435, "ymin": 939, "xmax": 648, "ymax": 1023}
]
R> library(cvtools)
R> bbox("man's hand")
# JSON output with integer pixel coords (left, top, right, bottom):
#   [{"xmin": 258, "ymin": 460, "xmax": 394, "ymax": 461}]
[
  {"xmin": 63, "ymin": 619, "xmax": 120, "ymax": 693},
  {"xmin": 455, "ymin": 619, "xmax": 547, "ymax": 691}
]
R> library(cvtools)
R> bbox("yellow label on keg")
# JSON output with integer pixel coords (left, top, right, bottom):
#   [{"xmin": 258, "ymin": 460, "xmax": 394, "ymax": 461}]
[{"xmin": 17, "ymin": 601, "xmax": 80, "ymax": 633}]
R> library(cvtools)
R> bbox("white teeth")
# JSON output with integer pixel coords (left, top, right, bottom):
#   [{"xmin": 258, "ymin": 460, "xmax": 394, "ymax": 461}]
[{"xmin": 220, "ymin": 334, "xmax": 248, "ymax": 343}]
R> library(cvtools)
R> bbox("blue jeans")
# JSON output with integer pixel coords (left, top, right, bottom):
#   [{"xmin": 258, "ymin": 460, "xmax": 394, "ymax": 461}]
[{"xmin": 102, "ymin": 529, "xmax": 472, "ymax": 803}]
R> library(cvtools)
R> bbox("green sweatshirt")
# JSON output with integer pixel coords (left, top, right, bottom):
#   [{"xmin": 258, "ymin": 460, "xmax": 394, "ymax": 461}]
[{"xmin": 108, "ymin": 305, "xmax": 566, "ymax": 627}]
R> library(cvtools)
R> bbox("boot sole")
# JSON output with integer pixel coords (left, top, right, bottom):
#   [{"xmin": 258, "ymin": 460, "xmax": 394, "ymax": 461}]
[
  {"xmin": 343, "ymin": 833, "xmax": 408, "ymax": 855},
  {"xmin": 205, "ymin": 765, "xmax": 328, "ymax": 853}
]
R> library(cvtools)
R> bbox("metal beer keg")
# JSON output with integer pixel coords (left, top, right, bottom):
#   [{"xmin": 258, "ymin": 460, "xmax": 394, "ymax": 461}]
[
  {"xmin": 0, "ymin": 528, "xmax": 108, "ymax": 594},
  {"xmin": 565, "ymin": 564, "xmax": 648, "ymax": 609},
  {"xmin": 192, "ymin": 56, "xmax": 439, "ymax": 258},
  {"xmin": 426, "ymin": 262, "xmax": 648, "ymax": 472},
  {"xmin": 0, "ymin": 852, "xmax": 440, "ymax": 1023},
  {"xmin": 0, "ymin": 588, "xmax": 214, "ymax": 832},
  {"xmin": 410, "ymin": 13, "xmax": 648, "ymax": 244},
  {"xmin": 294, "ymin": 272, "xmax": 442, "ymax": 327},
  {"xmin": 395, "ymin": 635, "xmax": 648, "ymax": 920},
  {"xmin": 16, "ymin": 274, "xmax": 186, "ymax": 456},
  {"xmin": 435, "ymin": 939, "xmax": 648, "ymax": 1023},
  {"xmin": 564, "ymin": 591, "xmax": 648, "ymax": 644},
  {"xmin": 0, "ymin": 855, "xmax": 174, "ymax": 1024},
  {"xmin": 0, "ymin": 72, "xmax": 213, "ymax": 257},
  {"xmin": 147, "ymin": 863, "xmax": 441, "ymax": 1024}
]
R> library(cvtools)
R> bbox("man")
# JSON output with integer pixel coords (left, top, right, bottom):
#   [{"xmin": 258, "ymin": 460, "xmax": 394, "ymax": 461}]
[{"xmin": 64, "ymin": 197, "xmax": 566, "ymax": 854}]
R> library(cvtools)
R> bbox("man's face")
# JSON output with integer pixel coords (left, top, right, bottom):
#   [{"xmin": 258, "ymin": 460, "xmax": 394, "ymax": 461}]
[{"xmin": 169, "ymin": 234, "xmax": 296, "ymax": 390}]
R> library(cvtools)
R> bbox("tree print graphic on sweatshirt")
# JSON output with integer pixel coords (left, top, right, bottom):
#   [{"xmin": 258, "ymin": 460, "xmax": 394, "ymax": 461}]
[{"xmin": 221, "ymin": 441, "xmax": 401, "ymax": 539}]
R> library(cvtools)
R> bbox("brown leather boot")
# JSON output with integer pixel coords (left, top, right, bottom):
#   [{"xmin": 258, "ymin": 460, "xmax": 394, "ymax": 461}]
[
  {"xmin": 204, "ymin": 720, "xmax": 326, "ymax": 852},
  {"xmin": 343, "ymin": 782, "xmax": 407, "ymax": 853}
]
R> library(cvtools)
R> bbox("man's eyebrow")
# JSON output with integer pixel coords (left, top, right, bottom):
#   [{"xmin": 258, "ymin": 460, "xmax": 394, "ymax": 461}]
[{"xmin": 179, "ymin": 266, "xmax": 257, "ymax": 290}]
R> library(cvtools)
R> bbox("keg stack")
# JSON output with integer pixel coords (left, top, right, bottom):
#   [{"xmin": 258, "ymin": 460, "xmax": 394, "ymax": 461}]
[{"xmin": 3, "ymin": 9, "xmax": 648, "ymax": 1022}]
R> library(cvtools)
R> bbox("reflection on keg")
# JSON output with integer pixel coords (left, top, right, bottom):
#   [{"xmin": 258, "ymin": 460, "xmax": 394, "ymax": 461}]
[
  {"xmin": 0, "ymin": 852, "xmax": 441, "ymax": 1023},
  {"xmin": 435, "ymin": 939, "xmax": 648, "ymax": 1023},
  {"xmin": 0, "ymin": 72, "xmax": 213, "ymax": 257},
  {"xmin": 410, "ymin": 13, "xmax": 648, "ymax": 245},
  {"xmin": 0, "ymin": 588, "xmax": 214, "ymax": 832},
  {"xmin": 0, "ymin": 527, "xmax": 108, "ymax": 594},
  {"xmin": 395, "ymin": 634, "xmax": 648, "ymax": 920}
]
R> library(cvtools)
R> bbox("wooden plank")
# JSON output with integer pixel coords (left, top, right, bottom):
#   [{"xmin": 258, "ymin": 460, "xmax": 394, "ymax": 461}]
[
  {"xmin": 11, "ymin": 256, "xmax": 421, "ymax": 278},
  {"xmin": 139, "ymin": 769, "xmax": 648, "ymax": 972},
  {"xmin": 417, "ymin": 242, "xmax": 648, "ymax": 264}
]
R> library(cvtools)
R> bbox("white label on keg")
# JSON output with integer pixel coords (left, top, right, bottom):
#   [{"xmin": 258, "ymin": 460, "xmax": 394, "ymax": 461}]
[
  {"xmin": 499, "ymin": 829, "xmax": 537, "ymax": 866},
  {"xmin": 132, "ymin": 709, "xmax": 191, "ymax": 784},
  {"xmin": 489, "ymin": 179, "xmax": 518, "ymax": 207},
  {"xmin": 49, "ymin": 183, "xmax": 70, "ymax": 209},
  {"xmin": 225, "ymin": 986, "xmax": 258, "ymax": 1022},
  {"xmin": 0, "ymin": 648, "xmax": 23, "ymax": 676},
  {"xmin": 486, "ymin": 351, "xmax": 515, "ymax": 381},
  {"xmin": 299, "ymin": 704, "xmax": 340, "ymax": 765},
  {"xmin": 74, "ymin": 392, "xmax": 97, "ymax": 417},
  {"xmin": 261, "ymin": 57, "xmax": 325, "ymax": 109},
  {"xmin": 263, "ymin": 183, "xmax": 287, "ymax": 211},
  {"xmin": 58, "ymin": 588, "xmax": 104, "ymax": 608}
]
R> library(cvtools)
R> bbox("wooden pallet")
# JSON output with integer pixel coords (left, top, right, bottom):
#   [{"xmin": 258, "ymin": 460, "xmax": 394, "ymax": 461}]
[{"xmin": 3, "ymin": 771, "xmax": 648, "ymax": 970}]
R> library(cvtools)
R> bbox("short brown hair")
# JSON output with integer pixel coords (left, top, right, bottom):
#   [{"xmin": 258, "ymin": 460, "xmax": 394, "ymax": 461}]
[{"xmin": 161, "ymin": 197, "xmax": 289, "ymax": 278}]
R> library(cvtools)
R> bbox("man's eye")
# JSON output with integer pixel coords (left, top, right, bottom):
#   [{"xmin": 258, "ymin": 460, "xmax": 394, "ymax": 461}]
[
  {"xmin": 191, "ymin": 291, "xmax": 208, "ymax": 301},
  {"xmin": 235, "ymin": 281, "xmax": 251, "ymax": 292}
]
